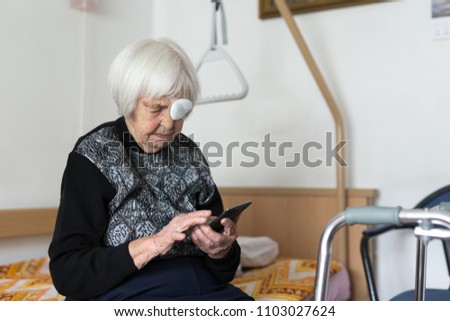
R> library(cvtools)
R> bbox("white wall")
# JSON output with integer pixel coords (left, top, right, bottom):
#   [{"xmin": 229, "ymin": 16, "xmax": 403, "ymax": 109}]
[
  {"xmin": 1, "ymin": 0, "xmax": 450, "ymax": 300},
  {"xmin": 81, "ymin": 0, "xmax": 155, "ymax": 132},
  {"xmin": 0, "ymin": 0, "xmax": 80, "ymax": 208},
  {"xmin": 0, "ymin": 0, "xmax": 154, "ymax": 263},
  {"xmin": 0, "ymin": 0, "xmax": 81, "ymax": 263}
]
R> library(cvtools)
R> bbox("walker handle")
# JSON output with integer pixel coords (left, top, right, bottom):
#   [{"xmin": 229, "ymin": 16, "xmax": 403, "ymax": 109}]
[
  {"xmin": 345, "ymin": 206, "xmax": 402, "ymax": 225},
  {"xmin": 439, "ymin": 202, "xmax": 450, "ymax": 212}
]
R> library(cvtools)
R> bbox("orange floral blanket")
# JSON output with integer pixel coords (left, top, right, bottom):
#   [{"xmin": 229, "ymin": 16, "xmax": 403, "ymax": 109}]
[
  {"xmin": 0, "ymin": 257, "xmax": 63, "ymax": 301},
  {"xmin": 0, "ymin": 257, "xmax": 348, "ymax": 301},
  {"xmin": 231, "ymin": 258, "xmax": 348, "ymax": 301}
]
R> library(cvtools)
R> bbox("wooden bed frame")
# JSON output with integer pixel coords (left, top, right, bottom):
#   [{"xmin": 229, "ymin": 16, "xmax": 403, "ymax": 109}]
[{"xmin": 0, "ymin": 187, "xmax": 377, "ymax": 300}]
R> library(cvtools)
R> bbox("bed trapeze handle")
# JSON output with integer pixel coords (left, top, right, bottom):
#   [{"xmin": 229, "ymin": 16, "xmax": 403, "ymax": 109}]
[
  {"xmin": 196, "ymin": 45, "xmax": 249, "ymax": 105},
  {"xmin": 196, "ymin": 0, "xmax": 248, "ymax": 105}
]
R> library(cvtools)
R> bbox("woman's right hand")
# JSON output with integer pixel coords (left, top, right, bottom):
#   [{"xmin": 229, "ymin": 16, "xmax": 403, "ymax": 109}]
[
  {"xmin": 154, "ymin": 210, "xmax": 211, "ymax": 255},
  {"xmin": 128, "ymin": 210, "xmax": 211, "ymax": 269}
]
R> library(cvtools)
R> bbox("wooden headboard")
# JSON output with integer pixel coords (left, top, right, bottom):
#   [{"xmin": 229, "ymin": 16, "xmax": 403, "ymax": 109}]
[
  {"xmin": 220, "ymin": 187, "xmax": 377, "ymax": 301},
  {"xmin": 0, "ymin": 207, "xmax": 57, "ymax": 239},
  {"xmin": 0, "ymin": 187, "xmax": 377, "ymax": 300}
]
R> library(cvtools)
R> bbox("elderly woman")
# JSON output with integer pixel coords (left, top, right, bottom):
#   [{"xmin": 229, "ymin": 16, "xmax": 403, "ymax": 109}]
[{"xmin": 49, "ymin": 39, "xmax": 252, "ymax": 301}]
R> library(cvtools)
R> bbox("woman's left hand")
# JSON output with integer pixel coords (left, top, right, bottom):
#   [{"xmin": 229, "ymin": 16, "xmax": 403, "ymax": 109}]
[{"xmin": 189, "ymin": 218, "xmax": 237, "ymax": 259}]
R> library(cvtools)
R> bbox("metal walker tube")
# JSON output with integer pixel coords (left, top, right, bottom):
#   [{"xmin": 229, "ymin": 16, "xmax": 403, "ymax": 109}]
[
  {"xmin": 314, "ymin": 213, "xmax": 346, "ymax": 301},
  {"xmin": 314, "ymin": 205, "xmax": 450, "ymax": 301}
]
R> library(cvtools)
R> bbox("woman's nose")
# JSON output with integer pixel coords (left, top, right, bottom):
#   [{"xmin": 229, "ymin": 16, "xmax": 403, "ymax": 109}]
[{"xmin": 160, "ymin": 108, "xmax": 174, "ymax": 130}]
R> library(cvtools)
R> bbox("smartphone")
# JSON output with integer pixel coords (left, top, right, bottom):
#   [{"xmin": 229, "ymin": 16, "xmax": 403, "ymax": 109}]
[{"xmin": 208, "ymin": 201, "xmax": 252, "ymax": 232}]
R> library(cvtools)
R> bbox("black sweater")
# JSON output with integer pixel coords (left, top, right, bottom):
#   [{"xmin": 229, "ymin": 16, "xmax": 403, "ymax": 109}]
[{"xmin": 48, "ymin": 117, "xmax": 240, "ymax": 300}]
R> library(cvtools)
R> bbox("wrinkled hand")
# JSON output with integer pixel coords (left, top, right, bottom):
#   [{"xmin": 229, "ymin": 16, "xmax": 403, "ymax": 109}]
[
  {"xmin": 130, "ymin": 211, "xmax": 211, "ymax": 269},
  {"xmin": 154, "ymin": 210, "xmax": 211, "ymax": 255},
  {"xmin": 190, "ymin": 218, "xmax": 238, "ymax": 259}
]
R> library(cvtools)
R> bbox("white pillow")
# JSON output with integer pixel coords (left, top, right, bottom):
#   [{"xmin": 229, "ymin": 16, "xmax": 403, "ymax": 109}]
[{"xmin": 237, "ymin": 236, "xmax": 279, "ymax": 268}]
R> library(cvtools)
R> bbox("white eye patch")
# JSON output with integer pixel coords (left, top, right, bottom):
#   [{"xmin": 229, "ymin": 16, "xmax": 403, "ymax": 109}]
[{"xmin": 170, "ymin": 99, "xmax": 193, "ymax": 120}]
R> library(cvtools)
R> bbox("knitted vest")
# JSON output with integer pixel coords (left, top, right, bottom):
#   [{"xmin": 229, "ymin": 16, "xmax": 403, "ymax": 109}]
[{"xmin": 74, "ymin": 121, "xmax": 215, "ymax": 258}]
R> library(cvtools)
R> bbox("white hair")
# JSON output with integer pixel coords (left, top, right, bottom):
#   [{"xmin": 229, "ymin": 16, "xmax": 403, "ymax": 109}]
[{"xmin": 108, "ymin": 38, "xmax": 200, "ymax": 117}]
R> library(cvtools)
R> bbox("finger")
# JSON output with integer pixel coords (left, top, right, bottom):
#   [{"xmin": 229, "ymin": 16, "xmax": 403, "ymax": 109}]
[
  {"xmin": 220, "ymin": 218, "xmax": 237, "ymax": 236},
  {"xmin": 172, "ymin": 231, "xmax": 187, "ymax": 241},
  {"xmin": 189, "ymin": 231, "xmax": 207, "ymax": 251},
  {"xmin": 190, "ymin": 224, "xmax": 211, "ymax": 241},
  {"xmin": 188, "ymin": 210, "xmax": 212, "ymax": 218},
  {"xmin": 184, "ymin": 210, "xmax": 212, "ymax": 224},
  {"xmin": 190, "ymin": 226, "xmax": 220, "ymax": 251},
  {"xmin": 198, "ymin": 223, "xmax": 222, "ymax": 239},
  {"xmin": 175, "ymin": 211, "xmax": 211, "ymax": 232}
]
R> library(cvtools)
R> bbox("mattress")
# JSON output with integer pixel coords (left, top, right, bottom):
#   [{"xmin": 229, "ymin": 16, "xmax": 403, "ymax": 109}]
[{"xmin": 0, "ymin": 257, "xmax": 350, "ymax": 301}]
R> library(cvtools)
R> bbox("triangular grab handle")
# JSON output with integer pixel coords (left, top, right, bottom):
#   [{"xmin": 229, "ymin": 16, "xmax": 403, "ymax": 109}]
[{"xmin": 196, "ymin": 46, "xmax": 249, "ymax": 105}]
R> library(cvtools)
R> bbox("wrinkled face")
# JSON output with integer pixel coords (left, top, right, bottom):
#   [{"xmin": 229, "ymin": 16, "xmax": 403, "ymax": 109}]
[{"xmin": 125, "ymin": 96, "xmax": 184, "ymax": 154}]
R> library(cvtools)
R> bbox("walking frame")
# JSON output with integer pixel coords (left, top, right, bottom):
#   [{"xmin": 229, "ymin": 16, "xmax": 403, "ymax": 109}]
[{"xmin": 314, "ymin": 202, "xmax": 450, "ymax": 301}]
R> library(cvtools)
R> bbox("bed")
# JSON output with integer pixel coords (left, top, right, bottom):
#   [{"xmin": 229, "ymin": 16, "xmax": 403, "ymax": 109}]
[{"xmin": 0, "ymin": 187, "xmax": 377, "ymax": 301}]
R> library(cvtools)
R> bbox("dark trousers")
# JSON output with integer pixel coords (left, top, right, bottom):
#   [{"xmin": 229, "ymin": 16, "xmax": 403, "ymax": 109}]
[{"xmin": 89, "ymin": 256, "xmax": 253, "ymax": 301}]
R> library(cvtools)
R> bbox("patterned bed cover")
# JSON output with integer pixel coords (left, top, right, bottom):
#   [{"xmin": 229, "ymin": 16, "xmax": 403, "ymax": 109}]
[{"xmin": 0, "ymin": 257, "xmax": 350, "ymax": 301}]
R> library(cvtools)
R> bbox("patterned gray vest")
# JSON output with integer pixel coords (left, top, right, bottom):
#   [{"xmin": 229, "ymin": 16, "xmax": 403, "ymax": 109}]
[{"xmin": 74, "ymin": 121, "xmax": 216, "ymax": 258}]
